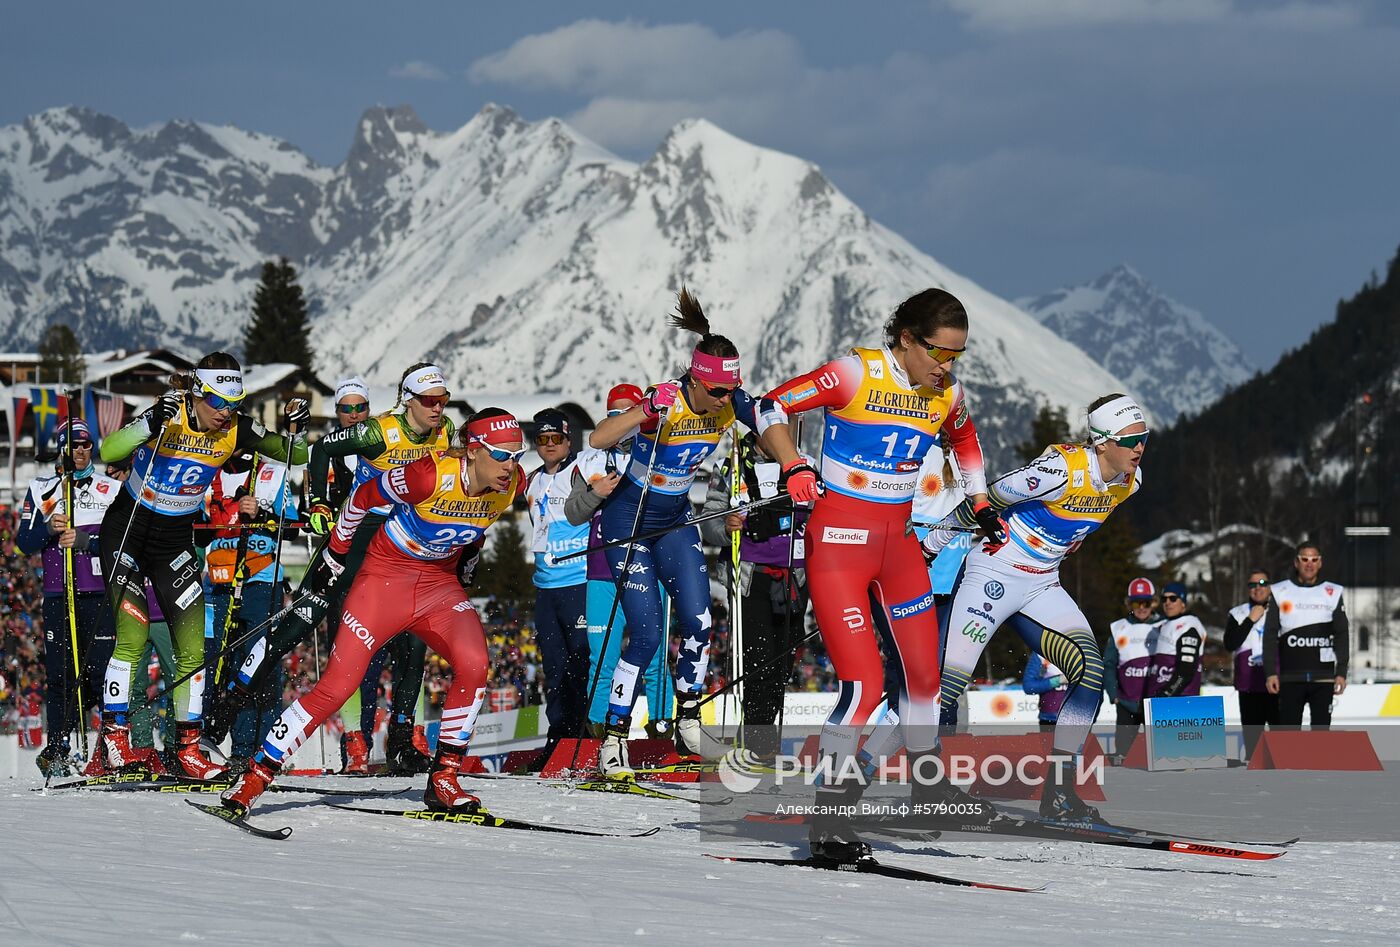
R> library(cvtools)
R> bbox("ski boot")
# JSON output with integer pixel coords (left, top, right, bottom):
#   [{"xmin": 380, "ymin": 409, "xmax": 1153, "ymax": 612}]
[
  {"xmin": 808, "ymin": 780, "xmax": 872, "ymax": 865},
  {"xmin": 202, "ymin": 683, "xmax": 251, "ymax": 748},
  {"xmin": 674, "ymin": 693, "xmax": 724, "ymax": 761},
  {"xmin": 598, "ymin": 714, "xmax": 634, "ymax": 781},
  {"xmin": 387, "ymin": 716, "xmax": 433, "ymax": 775},
  {"xmin": 1039, "ymin": 757, "xmax": 1102, "ymax": 822},
  {"xmin": 221, "ymin": 757, "xmax": 277, "ymax": 815},
  {"xmin": 36, "ymin": 741, "xmax": 75, "ymax": 779},
  {"xmin": 423, "ymin": 747, "xmax": 481, "ymax": 812},
  {"xmin": 171, "ymin": 722, "xmax": 226, "ymax": 780},
  {"xmin": 908, "ymin": 749, "xmax": 998, "ymax": 827},
  {"xmin": 100, "ymin": 712, "xmax": 144, "ymax": 772},
  {"xmin": 341, "ymin": 731, "xmax": 370, "ymax": 775}
]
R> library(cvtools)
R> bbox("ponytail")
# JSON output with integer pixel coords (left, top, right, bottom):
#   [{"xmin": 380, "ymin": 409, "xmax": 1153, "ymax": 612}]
[{"xmin": 668, "ymin": 287, "xmax": 737, "ymax": 358}]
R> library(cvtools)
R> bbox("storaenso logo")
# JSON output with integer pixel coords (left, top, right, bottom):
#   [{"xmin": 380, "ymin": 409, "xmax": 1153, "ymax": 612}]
[{"xmin": 341, "ymin": 611, "xmax": 377, "ymax": 650}]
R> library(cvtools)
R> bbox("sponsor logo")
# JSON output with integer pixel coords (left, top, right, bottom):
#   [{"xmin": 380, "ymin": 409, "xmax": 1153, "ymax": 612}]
[
  {"xmin": 816, "ymin": 371, "xmax": 840, "ymax": 391},
  {"xmin": 1285, "ymin": 635, "xmax": 1333, "ymax": 648},
  {"xmin": 960, "ymin": 620, "xmax": 989, "ymax": 643},
  {"xmin": 969, "ymin": 608, "xmax": 996, "ymax": 622},
  {"xmin": 214, "ymin": 374, "xmax": 240, "ymax": 385},
  {"xmin": 920, "ymin": 474, "xmax": 942, "ymax": 496},
  {"xmin": 121, "ymin": 600, "xmax": 148, "ymax": 624},
  {"xmin": 822, "ymin": 527, "xmax": 869, "ymax": 545},
  {"xmin": 984, "ymin": 581, "xmax": 1005, "ymax": 600},
  {"xmin": 96, "ymin": 481, "xmax": 111, "ymax": 494},
  {"xmin": 841, "ymin": 606, "xmax": 865, "ymax": 632},
  {"xmin": 896, "ymin": 460, "xmax": 921, "ymax": 473},
  {"xmin": 171, "ymin": 551, "xmax": 192, "ymax": 570},
  {"xmin": 868, "ymin": 360, "xmax": 884, "ymax": 379},
  {"xmin": 781, "ymin": 384, "xmax": 818, "ymax": 405},
  {"xmin": 386, "ymin": 428, "xmax": 401, "ymax": 445},
  {"xmin": 341, "ymin": 611, "xmax": 377, "ymax": 649},
  {"xmin": 1026, "ymin": 476, "xmax": 1040, "ymax": 491},
  {"xmin": 1072, "ymin": 470, "xmax": 1085, "ymax": 488},
  {"xmin": 627, "ymin": 562, "xmax": 650, "ymax": 575},
  {"xmin": 929, "ymin": 411, "xmax": 941, "ymax": 424},
  {"xmin": 441, "ymin": 474, "xmax": 456, "ymax": 491},
  {"xmin": 624, "ymin": 580, "xmax": 650, "ymax": 593},
  {"xmin": 890, "ymin": 592, "xmax": 934, "ymax": 620},
  {"xmin": 489, "ymin": 419, "xmax": 518, "ymax": 432},
  {"xmin": 952, "ymin": 403, "xmax": 969, "ymax": 429},
  {"xmin": 452, "ymin": 600, "xmax": 475, "ymax": 613}
]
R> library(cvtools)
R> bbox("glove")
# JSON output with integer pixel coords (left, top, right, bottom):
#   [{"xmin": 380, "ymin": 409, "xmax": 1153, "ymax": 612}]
[
  {"xmin": 149, "ymin": 391, "xmax": 183, "ymax": 434},
  {"xmin": 317, "ymin": 544, "xmax": 349, "ymax": 585},
  {"xmin": 973, "ymin": 501, "xmax": 1008, "ymax": 552},
  {"xmin": 306, "ymin": 500, "xmax": 334, "ymax": 537},
  {"xmin": 641, "ymin": 382, "xmax": 679, "ymax": 421},
  {"xmin": 780, "ymin": 459, "xmax": 822, "ymax": 503},
  {"xmin": 284, "ymin": 397, "xmax": 311, "ymax": 430},
  {"xmin": 457, "ymin": 542, "xmax": 483, "ymax": 591}
]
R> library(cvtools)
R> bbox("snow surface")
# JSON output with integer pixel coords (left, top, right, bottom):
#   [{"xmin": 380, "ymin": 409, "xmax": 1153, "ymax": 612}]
[{"xmin": 3, "ymin": 750, "xmax": 1396, "ymax": 946}]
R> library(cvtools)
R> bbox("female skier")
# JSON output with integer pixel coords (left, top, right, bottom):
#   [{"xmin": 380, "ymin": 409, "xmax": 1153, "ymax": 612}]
[
  {"xmin": 925, "ymin": 392, "xmax": 1148, "ymax": 821},
  {"xmin": 97, "ymin": 353, "xmax": 308, "ymax": 778},
  {"xmin": 221, "ymin": 409, "xmax": 527, "ymax": 814},
  {"xmin": 758, "ymin": 287, "xmax": 993, "ymax": 863},
  {"xmin": 587, "ymin": 290, "xmax": 761, "ymax": 778}
]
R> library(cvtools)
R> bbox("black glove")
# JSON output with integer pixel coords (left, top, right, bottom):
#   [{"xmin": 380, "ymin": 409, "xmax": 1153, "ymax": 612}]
[
  {"xmin": 284, "ymin": 397, "xmax": 311, "ymax": 430},
  {"xmin": 457, "ymin": 540, "xmax": 484, "ymax": 591},
  {"xmin": 312, "ymin": 543, "xmax": 349, "ymax": 590},
  {"xmin": 149, "ymin": 391, "xmax": 183, "ymax": 434},
  {"xmin": 973, "ymin": 501, "xmax": 1008, "ymax": 552}
]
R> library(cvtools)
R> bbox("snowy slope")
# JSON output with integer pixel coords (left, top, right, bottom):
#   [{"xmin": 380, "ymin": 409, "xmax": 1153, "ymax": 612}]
[
  {"xmin": 1, "ymin": 104, "xmax": 1132, "ymax": 464},
  {"xmin": 3, "ymin": 757, "xmax": 1397, "ymax": 945},
  {"xmin": 1018, "ymin": 265, "xmax": 1252, "ymax": 425}
]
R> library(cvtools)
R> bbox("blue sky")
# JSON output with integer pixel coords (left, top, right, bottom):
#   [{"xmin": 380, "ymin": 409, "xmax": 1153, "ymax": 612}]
[{"xmin": 4, "ymin": 0, "xmax": 1398, "ymax": 367}]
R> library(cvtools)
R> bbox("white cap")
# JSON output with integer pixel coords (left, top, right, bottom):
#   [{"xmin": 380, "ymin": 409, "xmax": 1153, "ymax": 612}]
[{"xmin": 334, "ymin": 376, "xmax": 370, "ymax": 403}]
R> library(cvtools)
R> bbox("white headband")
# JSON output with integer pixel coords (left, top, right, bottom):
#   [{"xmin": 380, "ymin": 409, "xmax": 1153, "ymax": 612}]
[
  {"xmin": 194, "ymin": 367, "xmax": 244, "ymax": 401},
  {"xmin": 402, "ymin": 365, "xmax": 447, "ymax": 398},
  {"xmin": 335, "ymin": 376, "xmax": 370, "ymax": 403},
  {"xmin": 1088, "ymin": 395, "xmax": 1147, "ymax": 443}
]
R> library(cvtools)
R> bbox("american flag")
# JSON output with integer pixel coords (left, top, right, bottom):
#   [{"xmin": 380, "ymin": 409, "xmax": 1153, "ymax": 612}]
[{"xmin": 84, "ymin": 388, "xmax": 127, "ymax": 439}]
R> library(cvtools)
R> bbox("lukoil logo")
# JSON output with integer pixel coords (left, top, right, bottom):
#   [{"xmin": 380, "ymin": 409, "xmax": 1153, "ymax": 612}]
[{"xmin": 341, "ymin": 611, "xmax": 377, "ymax": 649}]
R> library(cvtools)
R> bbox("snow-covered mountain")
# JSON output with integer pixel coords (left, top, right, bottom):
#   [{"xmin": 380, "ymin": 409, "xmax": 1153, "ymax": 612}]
[
  {"xmin": 1, "ymin": 103, "xmax": 1132, "ymax": 464},
  {"xmin": 1017, "ymin": 265, "xmax": 1252, "ymax": 425}
]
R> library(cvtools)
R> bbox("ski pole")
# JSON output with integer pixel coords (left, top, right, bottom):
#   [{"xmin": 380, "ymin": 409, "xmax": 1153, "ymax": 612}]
[
  {"xmin": 551, "ymin": 492, "xmax": 793, "ymax": 563},
  {"xmin": 60, "ymin": 389, "xmax": 87, "ymax": 761},
  {"xmin": 571, "ymin": 402, "xmax": 671, "ymax": 771}
]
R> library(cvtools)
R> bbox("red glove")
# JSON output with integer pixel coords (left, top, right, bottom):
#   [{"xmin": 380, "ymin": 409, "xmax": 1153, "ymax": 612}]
[
  {"xmin": 780, "ymin": 459, "xmax": 823, "ymax": 503},
  {"xmin": 973, "ymin": 501, "xmax": 1008, "ymax": 553}
]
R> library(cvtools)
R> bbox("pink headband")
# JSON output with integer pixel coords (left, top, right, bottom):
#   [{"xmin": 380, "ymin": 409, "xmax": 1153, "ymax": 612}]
[{"xmin": 690, "ymin": 348, "xmax": 741, "ymax": 387}]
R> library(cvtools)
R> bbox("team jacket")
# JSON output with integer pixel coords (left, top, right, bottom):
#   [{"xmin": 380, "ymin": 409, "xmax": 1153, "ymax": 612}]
[
  {"xmin": 759, "ymin": 346, "xmax": 987, "ymax": 507},
  {"xmin": 1146, "ymin": 615, "xmax": 1206, "ymax": 698},
  {"xmin": 928, "ymin": 443, "xmax": 1139, "ymax": 572},
  {"xmin": 17, "ymin": 469, "xmax": 123, "ymax": 594},
  {"xmin": 621, "ymin": 375, "xmax": 759, "ymax": 497},
  {"xmin": 1104, "ymin": 615, "xmax": 1158, "ymax": 706},
  {"xmin": 309, "ymin": 412, "xmax": 455, "ymax": 516},
  {"xmin": 333, "ymin": 450, "xmax": 525, "ymax": 564},
  {"xmin": 204, "ymin": 461, "xmax": 301, "ymax": 585},
  {"xmin": 527, "ymin": 454, "xmax": 589, "ymax": 588},
  {"xmin": 1223, "ymin": 601, "xmax": 1270, "ymax": 693},
  {"xmin": 1262, "ymin": 579, "xmax": 1349, "ymax": 681},
  {"xmin": 101, "ymin": 399, "xmax": 305, "ymax": 519}
]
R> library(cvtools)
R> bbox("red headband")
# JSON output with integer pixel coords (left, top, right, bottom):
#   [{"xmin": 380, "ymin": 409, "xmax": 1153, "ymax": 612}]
[
  {"xmin": 690, "ymin": 348, "xmax": 741, "ymax": 387},
  {"xmin": 466, "ymin": 415, "xmax": 522, "ymax": 446}
]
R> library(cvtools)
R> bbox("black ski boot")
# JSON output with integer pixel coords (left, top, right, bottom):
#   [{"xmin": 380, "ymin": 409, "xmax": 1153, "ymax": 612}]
[
  {"xmin": 908, "ymin": 749, "xmax": 998, "ymax": 826},
  {"xmin": 386, "ymin": 716, "xmax": 433, "ymax": 775},
  {"xmin": 203, "ymin": 683, "xmax": 251, "ymax": 748},
  {"xmin": 36, "ymin": 741, "xmax": 74, "ymax": 778},
  {"xmin": 1039, "ymin": 757, "xmax": 1102, "ymax": 822},
  {"xmin": 808, "ymin": 780, "xmax": 872, "ymax": 865}
]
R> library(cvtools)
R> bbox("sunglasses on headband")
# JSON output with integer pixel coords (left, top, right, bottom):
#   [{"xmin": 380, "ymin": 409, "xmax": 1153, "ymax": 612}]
[{"xmin": 919, "ymin": 338, "xmax": 965, "ymax": 364}]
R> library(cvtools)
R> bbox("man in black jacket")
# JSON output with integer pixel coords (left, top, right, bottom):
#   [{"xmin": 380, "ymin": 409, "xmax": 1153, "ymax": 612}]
[{"xmin": 1263, "ymin": 543, "xmax": 1348, "ymax": 728}]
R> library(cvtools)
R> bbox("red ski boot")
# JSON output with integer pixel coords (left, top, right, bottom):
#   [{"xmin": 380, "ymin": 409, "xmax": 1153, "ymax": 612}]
[
  {"xmin": 423, "ymin": 748, "xmax": 481, "ymax": 812},
  {"xmin": 341, "ymin": 731, "xmax": 370, "ymax": 775},
  {"xmin": 221, "ymin": 758, "xmax": 277, "ymax": 815},
  {"xmin": 171, "ymin": 722, "xmax": 226, "ymax": 780}
]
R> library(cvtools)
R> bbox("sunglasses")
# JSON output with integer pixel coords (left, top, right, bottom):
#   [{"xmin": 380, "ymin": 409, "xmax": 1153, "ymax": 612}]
[
  {"xmin": 698, "ymin": 380, "xmax": 736, "ymax": 399},
  {"xmin": 535, "ymin": 433, "xmax": 567, "ymax": 446},
  {"xmin": 919, "ymin": 338, "xmax": 965, "ymax": 364},
  {"xmin": 201, "ymin": 391, "xmax": 244, "ymax": 411},
  {"xmin": 1247, "ymin": 579, "xmax": 1271, "ymax": 588},
  {"xmin": 1104, "ymin": 431, "xmax": 1150, "ymax": 450},
  {"xmin": 1297, "ymin": 556, "xmax": 1321, "ymax": 563},
  {"xmin": 478, "ymin": 445, "xmax": 526, "ymax": 463},
  {"xmin": 1129, "ymin": 598, "xmax": 1154, "ymax": 606},
  {"xmin": 1162, "ymin": 594, "xmax": 1183, "ymax": 603},
  {"xmin": 337, "ymin": 402, "xmax": 369, "ymax": 415},
  {"xmin": 414, "ymin": 393, "xmax": 450, "ymax": 409}
]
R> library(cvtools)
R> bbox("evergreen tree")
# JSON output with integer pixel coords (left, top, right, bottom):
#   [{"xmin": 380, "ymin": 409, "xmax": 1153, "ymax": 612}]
[
  {"xmin": 475, "ymin": 513, "xmax": 535, "ymax": 614},
  {"xmin": 37, "ymin": 323, "xmax": 85, "ymax": 386},
  {"xmin": 243, "ymin": 258, "xmax": 314, "ymax": 373},
  {"xmin": 1016, "ymin": 405, "xmax": 1071, "ymax": 463}
]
